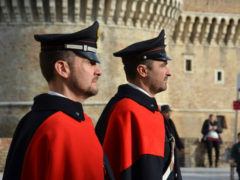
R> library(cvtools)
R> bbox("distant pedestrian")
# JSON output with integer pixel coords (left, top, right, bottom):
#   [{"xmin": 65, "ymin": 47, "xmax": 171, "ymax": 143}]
[
  {"xmin": 201, "ymin": 114, "xmax": 222, "ymax": 167},
  {"xmin": 231, "ymin": 132, "xmax": 240, "ymax": 180},
  {"xmin": 161, "ymin": 105, "xmax": 185, "ymax": 167},
  {"xmin": 161, "ymin": 105, "xmax": 184, "ymax": 153}
]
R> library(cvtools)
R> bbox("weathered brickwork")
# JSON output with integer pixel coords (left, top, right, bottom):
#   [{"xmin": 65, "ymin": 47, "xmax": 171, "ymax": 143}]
[
  {"xmin": 0, "ymin": 137, "xmax": 233, "ymax": 171},
  {"xmin": 183, "ymin": 0, "xmax": 240, "ymax": 14},
  {"xmin": 0, "ymin": 138, "xmax": 11, "ymax": 171}
]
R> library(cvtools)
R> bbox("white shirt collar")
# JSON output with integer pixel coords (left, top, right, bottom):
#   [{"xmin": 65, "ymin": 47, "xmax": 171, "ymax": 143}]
[
  {"xmin": 48, "ymin": 91, "xmax": 67, "ymax": 98},
  {"xmin": 128, "ymin": 83, "xmax": 152, "ymax": 97}
]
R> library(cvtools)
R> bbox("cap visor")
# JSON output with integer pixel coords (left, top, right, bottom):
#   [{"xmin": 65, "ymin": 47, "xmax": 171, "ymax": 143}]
[
  {"xmin": 73, "ymin": 50, "xmax": 100, "ymax": 63},
  {"xmin": 160, "ymin": 55, "xmax": 171, "ymax": 61},
  {"xmin": 147, "ymin": 53, "xmax": 172, "ymax": 61}
]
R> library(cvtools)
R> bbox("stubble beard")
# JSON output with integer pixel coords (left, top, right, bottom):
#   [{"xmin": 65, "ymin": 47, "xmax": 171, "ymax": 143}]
[
  {"xmin": 159, "ymin": 78, "xmax": 168, "ymax": 92},
  {"xmin": 85, "ymin": 86, "xmax": 98, "ymax": 97},
  {"xmin": 70, "ymin": 76, "xmax": 99, "ymax": 99},
  {"xmin": 84, "ymin": 76, "xmax": 100, "ymax": 98},
  {"xmin": 160, "ymin": 83, "xmax": 167, "ymax": 92},
  {"xmin": 153, "ymin": 80, "xmax": 168, "ymax": 94},
  {"xmin": 157, "ymin": 86, "xmax": 167, "ymax": 94}
]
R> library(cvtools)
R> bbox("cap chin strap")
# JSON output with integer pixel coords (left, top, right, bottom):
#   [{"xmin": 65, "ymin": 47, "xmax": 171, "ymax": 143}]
[{"xmin": 65, "ymin": 44, "xmax": 97, "ymax": 53}]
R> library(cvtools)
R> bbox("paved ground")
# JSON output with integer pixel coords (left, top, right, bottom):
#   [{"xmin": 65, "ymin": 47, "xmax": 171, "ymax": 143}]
[
  {"xmin": 181, "ymin": 167, "xmax": 238, "ymax": 180},
  {"xmin": 0, "ymin": 168, "xmax": 238, "ymax": 180}
]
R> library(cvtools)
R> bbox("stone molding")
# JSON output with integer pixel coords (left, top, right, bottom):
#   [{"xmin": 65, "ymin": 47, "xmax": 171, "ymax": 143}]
[
  {"xmin": 0, "ymin": 0, "xmax": 182, "ymax": 30},
  {"xmin": 0, "ymin": 101, "xmax": 235, "ymax": 113},
  {"xmin": 173, "ymin": 11, "xmax": 240, "ymax": 47}
]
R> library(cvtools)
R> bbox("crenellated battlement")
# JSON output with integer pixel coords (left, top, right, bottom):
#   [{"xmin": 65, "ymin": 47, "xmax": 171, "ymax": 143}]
[
  {"xmin": 173, "ymin": 11, "xmax": 240, "ymax": 46},
  {"xmin": 2, "ymin": 1, "xmax": 239, "ymax": 46},
  {"xmin": 0, "ymin": 0, "xmax": 182, "ymax": 30}
]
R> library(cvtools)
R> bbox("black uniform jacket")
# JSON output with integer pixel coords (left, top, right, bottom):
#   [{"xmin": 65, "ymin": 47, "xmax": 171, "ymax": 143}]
[
  {"xmin": 167, "ymin": 119, "xmax": 184, "ymax": 150},
  {"xmin": 96, "ymin": 84, "xmax": 182, "ymax": 180},
  {"xmin": 3, "ymin": 94, "xmax": 114, "ymax": 180}
]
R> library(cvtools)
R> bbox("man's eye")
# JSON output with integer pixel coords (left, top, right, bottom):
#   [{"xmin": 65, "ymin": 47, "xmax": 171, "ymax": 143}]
[
  {"xmin": 90, "ymin": 61, "xmax": 96, "ymax": 65},
  {"xmin": 160, "ymin": 62, "xmax": 167, "ymax": 67}
]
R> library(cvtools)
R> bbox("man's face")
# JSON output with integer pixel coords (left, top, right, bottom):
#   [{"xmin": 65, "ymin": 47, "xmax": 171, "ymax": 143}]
[
  {"xmin": 68, "ymin": 55, "xmax": 102, "ymax": 98},
  {"xmin": 209, "ymin": 115, "xmax": 215, "ymax": 123},
  {"xmin": 163, "ymin": 111, "xmax": 171, "ymax": 119},
  {"xmin": 146, "ymin": 60, "xmax": 171, "ymax": 95}
]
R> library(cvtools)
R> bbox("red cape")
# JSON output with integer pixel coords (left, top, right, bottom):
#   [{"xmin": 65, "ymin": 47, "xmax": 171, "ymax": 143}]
[
  {"xmin": 3, "ymin": 94, "xmax": 107, "ymax": 180},
  {"xmin": 21, "ymin": 112, "xmax": 104, "ymax": 180},
  {"xmin": 103, "ymin": 98, "xmax": 165, "ymax": 179}
]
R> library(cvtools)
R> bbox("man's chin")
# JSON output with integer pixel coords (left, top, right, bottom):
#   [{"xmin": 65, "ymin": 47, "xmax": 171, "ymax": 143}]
[
  {"xmin": 86, "ymin": 88, "xmax": 98, "ymax": 97},
  {"xmin": 158, "ymin": 86, "xmax": 167, "ymax": 93}
]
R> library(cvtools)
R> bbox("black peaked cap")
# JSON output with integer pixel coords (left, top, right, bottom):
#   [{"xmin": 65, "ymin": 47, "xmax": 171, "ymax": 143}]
[
  {"xmin": 34, "ymin": 21, "xmax": 100, "ymax": 63},
  {"xmin": 161, "ymin": 105, "xmax": 172, "ymax": 112},
  {"xmin": 113, "ymin": 29, "xmax": 171, "ymax": 61}
]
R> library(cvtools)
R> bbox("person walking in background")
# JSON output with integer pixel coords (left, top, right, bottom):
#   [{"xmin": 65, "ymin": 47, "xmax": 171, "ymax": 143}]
[
  {"xmin": 201, "ymin": 114, "xmax": 222, "ymax": 168},
  {"xmin": 3, "ymin": 22, "xmax": 114, "ymax": 180},
  {"xmin": 161, "ymin": 105, "xmax": 184, "ymax": 153},
  {"xmin": 231, "ymin": 132, "xmax": 240, "ymax": 180},
  {"xmin": 96, "ymin": 30, "xmax": 182, "ymax": 180}
]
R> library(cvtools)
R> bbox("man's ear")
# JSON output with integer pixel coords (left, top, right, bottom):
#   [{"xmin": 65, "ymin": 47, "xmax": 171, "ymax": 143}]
[
  {"xmin": 136, "ymin": 64, "xmax": 148, "ymax": 78},
  {"xmin": 54, "ymin": 60, "xmax": 71, "ymax": 79}
]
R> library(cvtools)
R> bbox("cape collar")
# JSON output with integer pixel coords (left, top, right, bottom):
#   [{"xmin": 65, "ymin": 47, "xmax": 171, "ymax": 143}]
[
  {"xmin": 32, "ymin": 93, "xmax": 85, "ymax": 121},
  {"xmin": 48, "ymin": 91, "xmax": 67, "ymax": 98},
  {"xmin": 116, "ymin": 84, "xmax": 159, "ymax": 112},
  {"xmin": 127, "ymin": 83, "xmax": 152, "ymax": 97}
]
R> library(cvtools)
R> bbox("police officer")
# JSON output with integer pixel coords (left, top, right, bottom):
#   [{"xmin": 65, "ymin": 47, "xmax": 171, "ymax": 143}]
[
  {"xmin": 96, "ymin": 30, "xmax": 182, "ymax": 180},
  {"xmin": 3, "ymin": 21, "xmax": 114, "ymax": 180}
]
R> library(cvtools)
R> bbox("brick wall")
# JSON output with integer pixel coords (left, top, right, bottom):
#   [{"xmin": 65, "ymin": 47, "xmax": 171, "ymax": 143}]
[
  {"xmin": 0, "ymin": 138, "xmax": 11, "ymax": 172},
  {"xmin": 183, "ymin": 0, "xmax": 240, "ymax": 14},
  {"xmin": 179, "ymin": 138, "xmax": 233, "ymax": 167},
  {"xmin": 0, "ymin": 137, "xmax": 233, "ymax": 171}
]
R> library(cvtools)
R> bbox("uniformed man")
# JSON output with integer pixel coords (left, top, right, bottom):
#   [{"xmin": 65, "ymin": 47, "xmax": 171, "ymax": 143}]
[
  {"xmin": 3, "ymin": 21, "xmax": 114, "ymax": 180},
  {"xmin": 96, "ymin": 30, "xmax": 182, "ymax": 179},
  {"xmin": 161, "ymin": 105, "xmax": 184, "ymax": 153},
  {"xmin": 161, "ymin": 105, "xmax": 185, "ymax": 167}
]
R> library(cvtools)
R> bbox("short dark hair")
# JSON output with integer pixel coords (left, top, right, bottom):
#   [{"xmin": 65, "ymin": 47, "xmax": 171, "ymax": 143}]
[
  {"xmin": 39, "ymin": 50, "xmax": 75, "ymax": 82},
  {"xmin": 238, "ymin": 132, "xmax": 240, "ymax": 137},
  {"xmin": 122, "ymin": 59, "xmax": 153, "ymax": 81},
  {"xmin": 209, "ymin": 114, "xmax": 214, "ymax": 118}
]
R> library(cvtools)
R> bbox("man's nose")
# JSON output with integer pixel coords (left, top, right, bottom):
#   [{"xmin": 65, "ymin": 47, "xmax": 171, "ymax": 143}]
[
  {"xmin": 95, "ymin": 65, "xmax": 102, "ymax": 76},
  {"xmin": 167, "ymin": 67, "xmax": 171, "ymax": 76}
]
